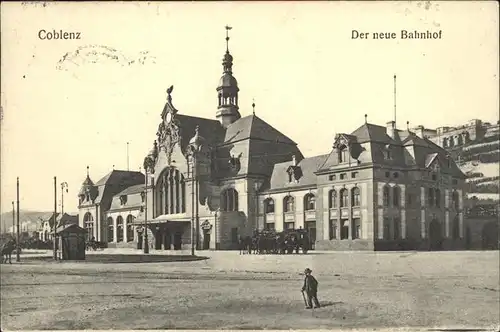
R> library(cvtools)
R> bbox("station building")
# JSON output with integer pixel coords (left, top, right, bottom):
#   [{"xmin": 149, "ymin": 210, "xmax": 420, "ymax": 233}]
[{"xmin": 77, "ymin": 29, "xmax": 467, "ymax": 251}]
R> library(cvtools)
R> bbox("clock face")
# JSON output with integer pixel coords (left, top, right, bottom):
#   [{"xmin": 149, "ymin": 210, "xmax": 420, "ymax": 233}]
[{"xmin": 166, "ymin": 113, "xmax": 172, "ymax": 123}]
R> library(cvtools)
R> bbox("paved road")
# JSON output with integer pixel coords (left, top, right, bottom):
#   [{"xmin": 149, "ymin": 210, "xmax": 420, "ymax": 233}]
[{"xmin": 1, "ymin": 250, "xmax": 499, "ymax": 330}]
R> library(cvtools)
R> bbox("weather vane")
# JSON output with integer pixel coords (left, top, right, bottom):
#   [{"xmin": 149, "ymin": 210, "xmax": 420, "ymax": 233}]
[{"xmin": 225, "ymin": 25, "xmax": 232, "ymax": 52}]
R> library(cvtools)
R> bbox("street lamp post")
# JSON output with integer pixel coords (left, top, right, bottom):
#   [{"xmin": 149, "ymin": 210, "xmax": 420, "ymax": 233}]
[
  {"xmin": 11, "ymin": 201, "xmax": 15, "ymax": 237},
  {"xmin": 254, "ymin": 182, "xmax": 261, "ymax": 232},
  {"xmin": 61, "ymin": 182, "xmax": 69, "ymax": 216},
  {"xmin": 53, "ymin": 176, "xmax": 57, "ymax": 260},
  {"xmin": 190, "ymin": 154, "xmax": 196, "ymax": 256},
  {"xmin": 143, "ymin": 168, "xmax": 149, "ymax": 254},
  {"xmin": 16, "ymin": 177, "xmax": 20, "ymax": 262}
]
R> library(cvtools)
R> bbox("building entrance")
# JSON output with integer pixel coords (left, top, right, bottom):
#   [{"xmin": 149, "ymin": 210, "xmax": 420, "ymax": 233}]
[
  {"xmin": 203, "ymin": 229, "xmax": 211, "ymax": 250},
  {"xmin": 429, "ymin": 219, "xmax": 443, "ymax": 251}
]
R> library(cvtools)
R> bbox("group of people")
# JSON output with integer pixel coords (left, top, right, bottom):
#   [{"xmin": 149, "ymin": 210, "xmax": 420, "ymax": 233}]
[{"xmin": 238, "ymin": 229, "xmax": 311, "ymax": 255}]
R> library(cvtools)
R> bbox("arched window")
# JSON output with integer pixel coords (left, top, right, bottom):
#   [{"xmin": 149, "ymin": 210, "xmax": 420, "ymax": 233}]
[
  {"xmin": 428, "ymin": 188, "xmax": 435, "ymax": 206},
  {"xmin": 340, "ymin": 189, "xmax": 348, "ymax": 208},
  {"xmin": 284, "ymin": 196, "xmax": 295, "ymax": 213},
  {"xmin": 126, "ymin": 215, "xmax": 135, "ymax": 242},
  {"xmin": 351, "ymin": 187, "xmax": 360, "ymax": 207},
  {"xmin": 329, "ymin": 189, "xmax": 337, "ymax": 209},
  {"xmin": 157, "ymin": 168, "xmax": 186, "ymax": 215},
  {"xmin": 435, "ymin": 189, "xmax": 441, "ymax": 208},
  {"xmin": 393, "ymin": 186, "xmax": 400, "ymax": 207},
  {"xmin": 264, "ymin": 198, "xmax": 275, "ymax": 214},
  {"xmin": 116, "ymin": 216, "xmax": 123, "ymax": 242},
  {"xmin": 383, "ymin": 186, "xmax": 390, "ymax": 207},
  {"xmin": 304, "ymin": 194, "xmax": 316, "ymax": 211},
  {"xmin": 83, "ymin": 212, "xmax": 94, "ymax": 241},
  {"xmin": 452, "ymin": 191, "xmax": 459, "ymax": 210},
  {"xmin": 221, "ymin": 188, "xmax": 239, "ymax": 212},
  {"xmin": 452, "ymin": 216, "xmax": 460, "ymax": 239},
  {"xmin": 107, "ymin": 217, "xmax": 114, "ymax": 243}
]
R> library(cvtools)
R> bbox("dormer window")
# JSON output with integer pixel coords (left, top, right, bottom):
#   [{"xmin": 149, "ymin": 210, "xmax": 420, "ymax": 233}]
[
  {"xmin": 384, "ymin": 144, "xmax": 393, "ymax": 160},
  {"xmin": 338, "ymin": 145, "xmax": 349, "ymax": 163},
  {"xmin": 120, "ymin": 195, "xmax": 128, "ymax": 205}
]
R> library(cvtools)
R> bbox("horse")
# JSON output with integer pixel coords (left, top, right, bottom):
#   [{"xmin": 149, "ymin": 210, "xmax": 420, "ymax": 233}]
[{"xmin": 1, "ymin": 239, "xmax": 17, "ymax": 264}]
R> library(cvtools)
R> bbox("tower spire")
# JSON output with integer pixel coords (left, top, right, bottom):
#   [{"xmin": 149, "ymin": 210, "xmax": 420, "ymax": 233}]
[
  {"xmin": 252, "ymin": 98, "xmax": 256, "ymax": 115},
  {"xmin": 225, "ymin": 25, "xmax": 232, "ymax": 53},
  {"xmin": 86, "ymin": 166, "xmax": 89, "ymax": 177},
  {"xmin": 216, "ymin": 26, "xmax": 240, "ymax": 128}
]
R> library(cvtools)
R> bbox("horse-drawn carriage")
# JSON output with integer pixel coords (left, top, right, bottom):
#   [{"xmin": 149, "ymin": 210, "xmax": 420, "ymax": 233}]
[{"xmin": 240, "ymin": 228, "xmax": 311, "ymax": 255}]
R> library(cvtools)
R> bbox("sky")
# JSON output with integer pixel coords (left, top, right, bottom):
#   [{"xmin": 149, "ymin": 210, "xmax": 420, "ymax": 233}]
[{"xmin": 1, "ymin": 1, "xmax": 498, "ymax": 213}]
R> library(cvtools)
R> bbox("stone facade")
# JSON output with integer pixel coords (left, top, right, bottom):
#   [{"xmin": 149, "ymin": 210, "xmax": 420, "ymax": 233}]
[{"xmin": 77, "ymin": 29, "xmax": 469, "ymax": 251}]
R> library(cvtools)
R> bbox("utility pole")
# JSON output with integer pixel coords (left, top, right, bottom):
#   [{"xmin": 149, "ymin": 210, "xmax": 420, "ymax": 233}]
[
  {"xmin": 11, "ymin": 201, "xmax": 15, "ymax": 237},
  {"xmin": 16, "ymin": 177, "xmax": 20, "ymax": 262},
  {"xmin": 143, "ymin": 169, "xmax": 149, "ymax": 254},
  {"xmin": 53, "ymin": 176, "xmax": 57, "ymax": 260}
]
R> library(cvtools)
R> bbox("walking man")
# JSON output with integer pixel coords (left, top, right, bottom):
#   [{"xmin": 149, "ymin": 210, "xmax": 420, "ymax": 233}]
[{"xmin": 301, "ymin": 268, "xmax": 320, "ymax": 309}]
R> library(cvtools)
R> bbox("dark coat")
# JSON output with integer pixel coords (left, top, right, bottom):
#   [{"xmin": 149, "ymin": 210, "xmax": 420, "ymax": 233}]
[{"xmin": 302, "ymin": 275, "xmax": 318, "ymax": 294}]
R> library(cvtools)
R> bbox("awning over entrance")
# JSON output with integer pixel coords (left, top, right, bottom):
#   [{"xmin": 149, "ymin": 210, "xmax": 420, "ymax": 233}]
[{"xmin": 132, "ymin": 213, "xmax": 191, "ymax": 226}]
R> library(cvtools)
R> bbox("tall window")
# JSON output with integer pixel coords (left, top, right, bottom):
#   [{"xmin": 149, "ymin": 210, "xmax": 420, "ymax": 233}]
[
  {"xmin": 393, "ymin": 217, "xmax": 400, "ymax": 240},
  {"xmin": 340, "ymin": 219, "xmax": 349, "ymax": 240},
  {"xmin": 452, "ymin": 216, "xmax": 460, "ymax": 239},
  {"xmin": 329, "ymin": 220, "xmax": 337, "ymax": 240},
  {"xmin": 340, "ymin": 189, "xmax": 349, "ymax": 208},
  {"xmin": 339, "ymin": 146, "xmax": 348, "ymax": 163},
  {"xmin": 116, "ymin": 216, "xmax": 123, "ymax": 242},
  {"xmin": 428, "ymin": 188, "xmax": 435, "ymax": 207},
  {"xmin": 157, "ymin": 168, "xmax": 186, "ymax": 215},
  {"xmin": 83, "ymin": 212, "xmax": 94, "ymax": 241},
  {"xmin": 383, "ymin": 217, "xmax": 390, "ymax": 240},
  {"xmin": 351, "ymin": 187, "xmax": 360, "ymax": 207},
  {"xmin": 329, "ymin": 190, "xmax": 337, "ymax": 209},
  {"xmin": 393, "ymin": 186, "xmax": 400, "ymax": 207},
  {"xmin": 284, "ymin": 196, "xmax": 295, "ymax": 212},
  {"xmin": 353, "ymin": 218, "xmax": 361, "ymax": 239},
  {"xmin": 107, "ymin": 217, "xmax": 114, "ymax": 243},
  {"xmin": 221, "ymin": 188, "xmax": 239, "ymax": 212},
  {"xmin": 304, "ymin": 194, "xmax": 316, "ymax": 211},
  {"xmin": 383, "ymin": 186, "xmax": 390, "ymax": 207},
  {"xmin": 264, "ymin": 198, "xmax": 275, "ymax": 214},
  {"xmin": 452, "ymin": 191, "xmax": 459, "ymax": 210},
  {"xmin": 126, "ymin": 215, "xmax": 135, "ymax": 242},
  {"xmin": 435, "ymin": 189, "xmax": 441, "ymax": 208}
]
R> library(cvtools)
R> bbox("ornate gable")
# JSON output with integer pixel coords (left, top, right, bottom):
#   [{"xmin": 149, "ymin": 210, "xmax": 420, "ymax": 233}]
[{"xmin": 333, "ymin": 134, "xmax": 354, "ymax": 149}]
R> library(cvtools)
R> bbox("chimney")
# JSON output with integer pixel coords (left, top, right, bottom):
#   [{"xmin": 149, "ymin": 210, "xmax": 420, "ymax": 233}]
[
  {"xmin": 292, "ymin": 155, "xmax": 297, "ymax": 166},
  {"xmin": 386, "ymin": 121, "xmax": 396, "ymax": 138},
  {"xmin": 415, "ymin": 125, "xmax": 425, "ymax": 138}
]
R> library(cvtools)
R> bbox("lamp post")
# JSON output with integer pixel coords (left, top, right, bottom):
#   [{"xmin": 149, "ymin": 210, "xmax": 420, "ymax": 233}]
[
  {"xmin": 53, "ymin": 176, "xmax": 57, "ymax": 260},
  {"xmin": 254, "ymin": 182, "xmax": 260, "ymax": 232},
  {"xmin": 61, "ymin": 182, "xmax": 68, "ymax": 217},
  {"xmin": 16, "ymin": 178, "xmax": 20, "ymax": 262},
  {"xmin": 143, "ymin": 168, "xmax": 149, "ymax": 254},
  {"xmin": 190, "ymin": 154, "xmax": 196, "ymax": 256},
  {"xmin": 11, "ymin": 201, "xmax": 15, "ymax": 237}
]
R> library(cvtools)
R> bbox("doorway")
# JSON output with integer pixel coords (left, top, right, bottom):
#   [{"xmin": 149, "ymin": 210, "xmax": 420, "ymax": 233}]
[
  {"xmin": 137, "ymin": 233, "xmax": 143, "ymax": 250},
  {"xmin": 429, "ymin": 219, "xmax": 443, "ymax": 251},
  {"xmin": 305, "ymin": 221, "xmax": 316, "ymax": 250},
  {"xmin": 203, "ymin": 230, "xmax": 211, "ymax": 250},
  {"xmin": 163, "ymin": 229, "xmax": 171, "ymax": 250},
  {"xmin": 173, "ymin": 231, "xmax": 182, "ymax": 250},
  {"xmin": 482, "ymin": 221, "xmax": 499, "ymax": 250}
]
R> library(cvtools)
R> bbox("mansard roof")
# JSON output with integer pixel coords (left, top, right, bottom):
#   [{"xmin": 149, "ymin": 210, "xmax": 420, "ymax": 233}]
[
  {"xmin": 95, "ymin": 170, "xmax": 144, "ymax": 186},
  {"xmin": 115, "ymin": 184, "xmax": 146, "ymax": 196},
  {"xmin": 221, "ymin": 114, "xmax": 296, "ymax": 146},
  {"xmin": 264, "ymin": 154, "xmax": 329, "ymax": 193},
  {"xmin": 174, "ymin": 114, "xmax": 225, "ymax": 152}
]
